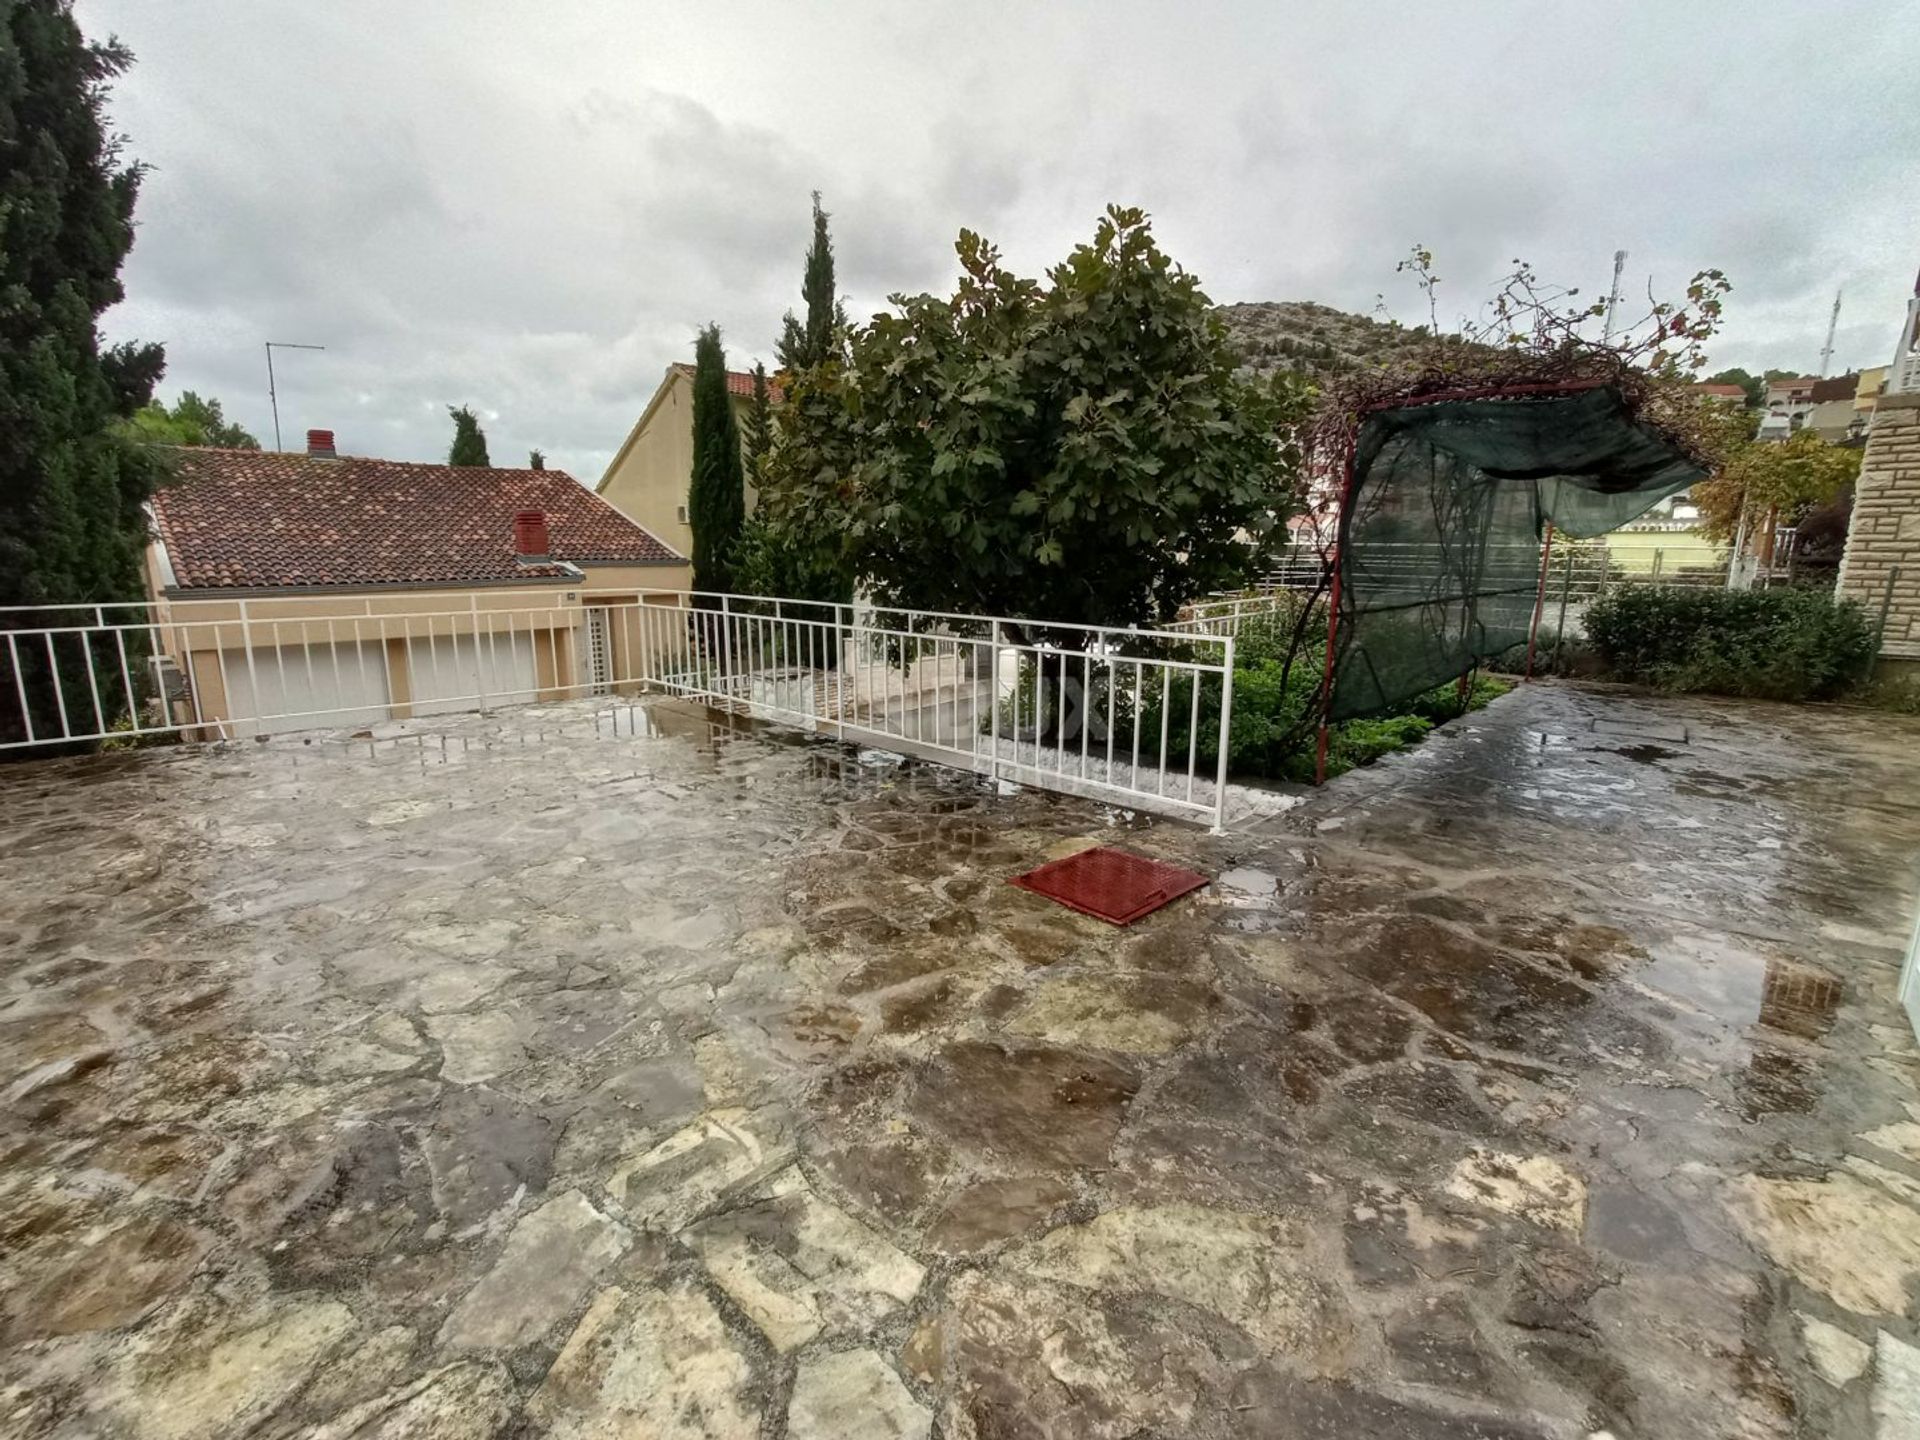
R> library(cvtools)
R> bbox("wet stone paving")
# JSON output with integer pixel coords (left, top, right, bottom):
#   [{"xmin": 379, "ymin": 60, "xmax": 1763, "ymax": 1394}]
[{"xmin": 3, "ymin": 684, "xmax": 1920, "ymax": 1438}]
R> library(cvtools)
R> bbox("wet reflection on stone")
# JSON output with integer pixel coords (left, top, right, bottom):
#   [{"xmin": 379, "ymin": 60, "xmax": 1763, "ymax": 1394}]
[{"xmin": 2, "ymin": 686, "xmax": 1920, "ymax": 1438}]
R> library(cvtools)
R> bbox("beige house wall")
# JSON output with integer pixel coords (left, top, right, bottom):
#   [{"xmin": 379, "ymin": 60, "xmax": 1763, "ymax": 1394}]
[
  {"xmin": 596, "ymin": 369, "xmax": 759, "ymax": 567},
  {"xmin": 1836, "ymin": 392, "xmax": 1920, "ymax": 668}
]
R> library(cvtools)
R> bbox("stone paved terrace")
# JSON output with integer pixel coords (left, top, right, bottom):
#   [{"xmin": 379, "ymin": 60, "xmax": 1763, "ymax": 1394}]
[{"xmin": 3, "ymin": 684, "xmax": 1920, "ymax": 1439}]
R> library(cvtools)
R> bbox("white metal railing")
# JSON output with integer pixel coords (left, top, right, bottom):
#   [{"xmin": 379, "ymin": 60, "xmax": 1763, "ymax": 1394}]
[
  {"xmin": 1253, "ymin": 540, "xmax": 1739, "ymax": 598},
  {"xmin": 1165, "ymin": 592, "xmax": 1298, "ymax": 637},
  {"xmin": 0, "ymin": 590, "xmax": 1239, "ymax": 829},
  {"xmin": 629, "ymin": 595, "xmax": 1237, "ymax": 828}
]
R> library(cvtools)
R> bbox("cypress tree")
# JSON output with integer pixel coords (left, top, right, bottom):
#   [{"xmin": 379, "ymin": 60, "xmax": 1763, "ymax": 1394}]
[
  {"xmin": 774, "ymin": 191, "xmax": 845, "ymax": 373},
  {"xmin": 0, "ymin": 2, "xmax": 166, "ymax": 615},
  {"xmin": 447, "ymin": 405, "xmax": 490, "ymax": 466},
  {"xmin": 688, "ymin": 325, "xmax": 744, "ymax": 595},
  {"xmin": 528, "ymin": 448, "xmax": 545, "ymax": 470},
  {"xmin": 742, "ymin": 363, "xmax": 772, "ymax": 472}
]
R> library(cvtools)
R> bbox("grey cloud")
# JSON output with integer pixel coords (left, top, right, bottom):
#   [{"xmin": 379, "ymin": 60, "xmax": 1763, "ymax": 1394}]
[{"xmin": 84, "ymin": 0, "xmax": 1919, "ymax": 480}]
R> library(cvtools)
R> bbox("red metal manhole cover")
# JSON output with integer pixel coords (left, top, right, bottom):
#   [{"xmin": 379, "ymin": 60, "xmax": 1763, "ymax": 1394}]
[{"xmin": 1008, "ymin": 845, "xmax": 1211, "ymax": 926}]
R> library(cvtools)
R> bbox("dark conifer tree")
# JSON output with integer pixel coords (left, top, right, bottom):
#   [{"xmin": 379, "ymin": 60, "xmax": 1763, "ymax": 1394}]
[
  {"xmin": 688, "ymin": 325, "xmax": 745, "ymax": 594},
  {"xmin": 0, "ymin": 1, "xmax": 166, "ymax": 614},
  {"xmin": 774, "ymin": 191, "xmax": 845, "ymax": 373},
  {"xmin": 447, "ymin": 405, "xmax": 490, "ymax": 466},
  {"xmin": 742, "ymin": 363, "xmax": 772, "ymax": 472}
]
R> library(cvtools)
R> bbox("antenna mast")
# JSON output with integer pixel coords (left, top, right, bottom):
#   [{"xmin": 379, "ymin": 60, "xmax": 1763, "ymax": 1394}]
[
  {"xmin": 1818, "ymin": 289, "xmax": 1843, "ymax": 377},
  {"xmin": 1602, "ymin": 250, "xmax": 1627, "ymax": 343},
  {"xmin": 264, "ymin": 341, "xmax": 327, "ymax": 451}
]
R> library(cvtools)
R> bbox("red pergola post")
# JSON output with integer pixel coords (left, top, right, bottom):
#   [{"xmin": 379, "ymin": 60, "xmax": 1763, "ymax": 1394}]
[
  {"xmin": 1313, "ymin": 441, "xmax": 1360, "ymax": 785},
  {"xmin": 1523, "ymin": 522, "xmax": 1557, "ymax": 681}
]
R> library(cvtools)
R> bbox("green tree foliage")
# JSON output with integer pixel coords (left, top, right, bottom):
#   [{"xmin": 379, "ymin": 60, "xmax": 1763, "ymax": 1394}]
[
  {"xmin": 759, "ymin": 206, "xmax": 1307, "ymax": 630},
  {"xmin": 688, "ymin": 325, "xmax": 745, "ymax": 594},
  {"xmin": 774, "ymin": 191, "xmax": 846, "ymax": 374},
  {"xmin": 528, "ymin": 448, "xmax": 545, "ymax": 470},
  {"xmin": 1703, "ymin": 366, "xmax": 1764, "ymax": 409},
  {"xmin": 741, "ymin": 363, "xmax": 773, "ymax": 472},
  {"xmin": 0, "ymin": 2, "xmax": 166, "ymax": 615},
  {"xmin": 126, "ymin": 391, "xmax": 258, "ymax": 449},
  {"xmin": 727, "ymin": 508, "xmax": 848, "ymax": 602},
  {"xmin": 1692, "ymin": 429, "xmax": 1861, "ymax": 544},
  {"xmin": 446, "ymin": 405, "xmax": 490, "ymax": 466}
]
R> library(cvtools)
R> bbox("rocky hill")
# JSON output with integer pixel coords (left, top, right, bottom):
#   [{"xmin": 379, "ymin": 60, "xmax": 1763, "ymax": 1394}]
[{"xmin": 1218, "ymin": 300, "xmax": 1451, "ymax": 383}]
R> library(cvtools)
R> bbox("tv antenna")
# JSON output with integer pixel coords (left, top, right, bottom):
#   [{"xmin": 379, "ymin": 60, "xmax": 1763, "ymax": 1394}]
[
  {"xmin": 1601, "ymin": 250, "xmax": 1627, "ymax": 343},
  {"xmin": 264, "ymin": 341, "xmax": 327, "ymax": 451},
  {"xmin": 1817, "ymin": 289, "xmax": 1842, "ymax": 377}
]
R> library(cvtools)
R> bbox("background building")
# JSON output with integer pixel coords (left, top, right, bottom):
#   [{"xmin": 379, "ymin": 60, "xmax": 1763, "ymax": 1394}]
[
  {"xmin": 597, "ymin": 365, "xmax": 772, "ymax": 561},
  {"xmin": 144, "ymin": 430, "xmax": 690, "ymax": 736}
]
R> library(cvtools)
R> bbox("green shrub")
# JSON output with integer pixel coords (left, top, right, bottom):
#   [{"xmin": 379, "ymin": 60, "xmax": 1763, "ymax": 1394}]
[
  {"xmin": 1853, "ymin": 675, "xmax": 1920, "ymax": 715},
  {"xmin": 1221, "ymin": 596, "xmax": 1325, "ymax": 666},
  {"xmin": 1404, "ymin": 673, "xmax": 1513, "ymax": 724},
  {"xmin": 1144, "ymin": 657, "xmax": 1317, "ymax": 781},
  {"xmin": 1141, "ymin": 658, "xmax": 1509, "ymax": 783},
  {"xmin": 1583, "ymin": 587, "xmax": 1875, "ymax": 702},
  {"xmin": 1318, "ymin": 714, "xmax": 1432, "ymax": 776}
]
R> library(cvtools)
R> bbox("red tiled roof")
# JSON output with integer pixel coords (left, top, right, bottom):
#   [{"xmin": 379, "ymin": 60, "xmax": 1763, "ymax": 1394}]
[
  {"xmin": 668, "ymin": 362, "xmax": 781, "ymax": 401},
  {"xmin": 152, "ymin": 449, "xmax": 684, "ymax": 591},
  {"xmin": 1691, "ymin": 383, "xmax": 1747, "ymax": 399}
]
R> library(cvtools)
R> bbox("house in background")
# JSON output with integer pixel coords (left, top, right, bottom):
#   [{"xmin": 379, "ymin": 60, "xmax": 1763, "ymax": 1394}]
[
  {"xmin": 1803, "ymin": 366, "xmax": 1889, "ymax": 442},
  {"xmin": 1765, "ymin": 375, "xmax": 1820, "ymax": 430},
  {"xmin": 1604, "ymin": 492, "xmax": 1726, "ymax": 577},
  {"xmin": 145, "ymin": 429, "xmax": 690, "ymax": 737},
  {"xmin": 597, "ymin": 364, "xmax": 775, "ymax": 562},
  {"xmin": 1689, "ymin": 381, "xmax": 1749, "ymax": 407}
]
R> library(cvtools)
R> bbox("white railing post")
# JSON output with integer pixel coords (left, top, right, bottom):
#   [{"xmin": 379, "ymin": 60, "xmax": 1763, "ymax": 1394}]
[
  {"xmin": 1213, "ymin": 636, "xmax": 1235, "ymax": 834},
  {"xmin": 238, "ymin": 598, "xmax": 261, "ymax": 734},
  {"xmin": 469, "ymin": 595, "xmax": 489, "ymax": 713},
  {"xmin": 720, "ymin": 594, "xmax": 736, "ymax": 707},
  {"xmin": 988, "ymin": 620, "xmax": 1001, "ymax": 782},
  {"xmin": 836, "ymin": 603, "xmax": 849, "ymax": 740}
]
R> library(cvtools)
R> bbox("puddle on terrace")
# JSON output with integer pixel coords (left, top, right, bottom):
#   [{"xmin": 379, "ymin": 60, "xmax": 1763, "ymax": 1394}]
[
  {"xmin": 1608, "ymin": 743, "xmax": 1681, "ymax": 765},
  {"xmin": 1631, "ymin": 932, "xmax": 1842, "ymax": 1039}
]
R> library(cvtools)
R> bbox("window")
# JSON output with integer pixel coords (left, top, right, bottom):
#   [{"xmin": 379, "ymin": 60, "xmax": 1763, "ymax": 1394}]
[{"xmin": 677, "ymin": 504, "xmax": 689, "ymax": 524}]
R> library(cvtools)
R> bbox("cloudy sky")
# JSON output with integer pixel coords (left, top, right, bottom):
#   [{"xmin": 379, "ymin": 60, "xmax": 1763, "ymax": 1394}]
[{"xmin": 87, "ymin": 1, "xmax": 1920, "ymax": 481}]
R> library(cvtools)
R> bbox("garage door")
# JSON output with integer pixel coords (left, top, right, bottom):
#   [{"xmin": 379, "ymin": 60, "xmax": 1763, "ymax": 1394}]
[
  {"xmin": 218, "ymin": 641, "xmax": 392, "ymax": 738},
  {"xmin": 405, "ymin": 631, "xmax": 539, "ymax": 716}
]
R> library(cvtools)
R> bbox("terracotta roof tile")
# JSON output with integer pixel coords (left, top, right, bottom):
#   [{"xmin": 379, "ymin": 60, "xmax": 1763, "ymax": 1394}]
[
  {"xmin": 668, "ymin": 362, "xmax": 781, "ymax": 401},
  {"xmin": 152, "ymin": 449, "xmax": 684, "ymax": 591}
]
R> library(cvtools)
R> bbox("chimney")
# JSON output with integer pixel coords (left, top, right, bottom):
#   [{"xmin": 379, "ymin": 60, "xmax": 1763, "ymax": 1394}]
[
  {"xmin": 306, "ymin": 428, "xmax": 336, "ymax": 458},
  {"xmin": 514, "ymin": 510, "xmax": 550, "ymax": 562}
]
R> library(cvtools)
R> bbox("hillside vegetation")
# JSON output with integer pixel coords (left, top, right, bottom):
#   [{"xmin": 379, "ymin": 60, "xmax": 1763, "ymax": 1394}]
[{"xmin": 1218, "ymin": 300, "xmax": 1475, "ymax": 383}]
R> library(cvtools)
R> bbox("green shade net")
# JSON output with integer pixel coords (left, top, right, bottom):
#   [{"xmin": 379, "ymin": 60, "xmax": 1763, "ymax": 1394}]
[{"xmin": 1330, "ymin": 384, "xmax": 1705, "ymax": 720}]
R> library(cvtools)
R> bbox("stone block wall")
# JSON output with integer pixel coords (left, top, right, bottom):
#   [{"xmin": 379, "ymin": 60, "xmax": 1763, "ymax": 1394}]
[{"xmin": 1837, "ymin": 391, "xmax": 1920, "ymax": 663}]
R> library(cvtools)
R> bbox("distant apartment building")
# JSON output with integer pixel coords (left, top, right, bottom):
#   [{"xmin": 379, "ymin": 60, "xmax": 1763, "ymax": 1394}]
[
  {"xmin": 1804, "ymin": 368, "xmax": 1889, "ymax": 442},
  {"xmin": 1764, "ymin": 375, "xmax": 1820, "ymax": 430},
  {"xmin": 1689, "ymin": 382, "xmax": 1748, "ymax": 406}
]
